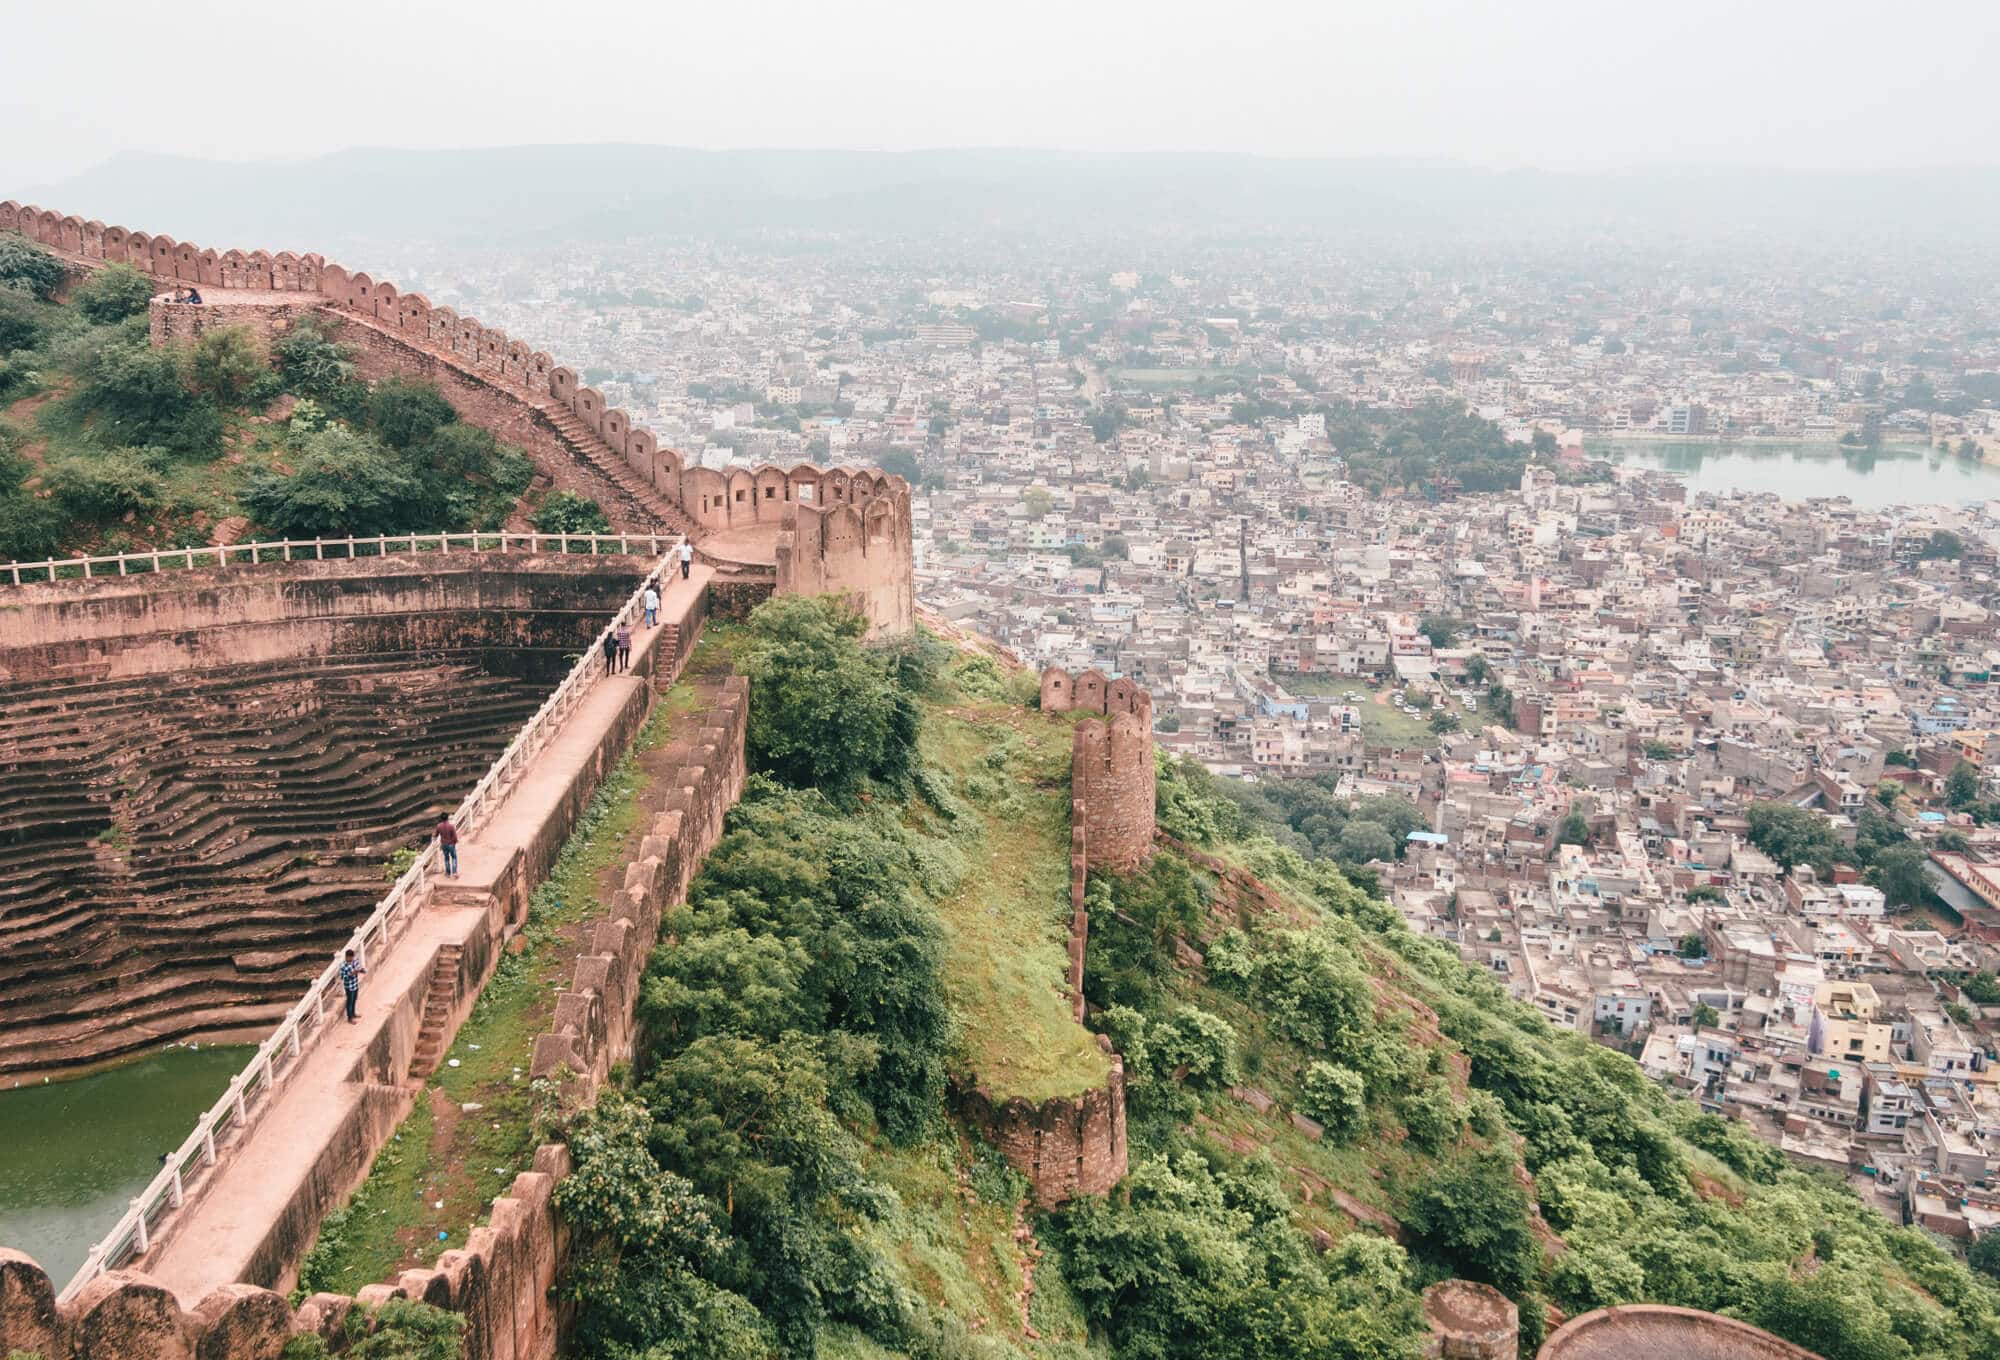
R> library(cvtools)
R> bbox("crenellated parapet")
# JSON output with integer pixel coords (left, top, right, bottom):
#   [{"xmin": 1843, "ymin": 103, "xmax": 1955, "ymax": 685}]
[
  {"xmin": 2, "ymin": 200, "xmax": 916, "ymax": 633},
  {"xmin": 773, "ymin": 476, "xmax": 915, "ymax": 636},
  {"xmin": 1040, "ymin": 665, "xmax": 1153, "ymax": 726},
  {"xmin": 1054, "ymin": 664, "xmax": 1157, "ymax": 875}
]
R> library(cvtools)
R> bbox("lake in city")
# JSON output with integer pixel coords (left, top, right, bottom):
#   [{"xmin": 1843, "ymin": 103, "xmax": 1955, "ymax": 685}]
[
  {"xmin": 1586, "ymin": 439, "xmax": 2000, "ymax": 509},
  {"xmin": 0, "ymin": 1044, "xmax": 253, "ymax": 1286}
]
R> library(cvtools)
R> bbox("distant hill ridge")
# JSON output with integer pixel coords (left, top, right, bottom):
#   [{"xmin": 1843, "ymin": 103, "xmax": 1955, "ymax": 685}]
[{"xmin": 26, "ymin": 146, "xmax": 2000, "ymax": 249}]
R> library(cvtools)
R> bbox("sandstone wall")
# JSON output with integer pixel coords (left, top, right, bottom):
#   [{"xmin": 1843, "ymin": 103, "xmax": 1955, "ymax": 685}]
[
  {"xmin": 1072, "ymin": 714, "xmax": 1156, "ymax": 873},
  {"xmin": 0, "ymin": 1143, "xmax": 573, "ymax": 1360},
  {"xmin": 149, "ymin": 295, "xmax": 319, "ymax": 349},
  {"xmin": 1040, "ymin": 666, "xmax": 1153, "ymax": 726},
  {"xmin": 1538, "ymin": 1306, "xmax": 1824, "ymax": 1360},
  {"xmin": 954, "ymin": 1049, "xmax": 1129, "ymax": 1210},
  {"xmin": 3, "ymin": 199, "xmax": 917, "ymax": 635},
  {"xmin": 0, "ymin": 554, "xmax": 633, "ymax": 685},
  {"xmin": 772, "ymin": 482, "xmax": 916, "ymax": 636},
  {"xmin": 531, "ymin": 674, "xmax": 750, "ymax": 1086}
]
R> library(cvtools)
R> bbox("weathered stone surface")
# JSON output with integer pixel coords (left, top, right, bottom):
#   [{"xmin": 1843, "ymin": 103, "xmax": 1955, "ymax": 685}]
[
  {"xmin": 0, "ymin": 1248, "xmax": 62, "ymax": 1360},
  {"xmin": 1423, "ymin": 1279, "xmax": 1518, "ymax": 1360},
  {"xmin": 1538, "ymin": 1305, "xmax": 1826, "ymax": 1360},
  {"xmin": 954, "ymin": 1055, "xmax": 1130, "ymax": 1209}
]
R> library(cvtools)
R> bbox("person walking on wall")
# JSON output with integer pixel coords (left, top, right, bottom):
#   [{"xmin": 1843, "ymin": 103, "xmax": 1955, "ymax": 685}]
[
  {"xmin": 602, "ymin": 625, "xmax": 620, "ymax": 675},
  {"xmin": 643, "ymin": 582, "xmax": 660, "ymax": 628},
  {"xmin": 615, "ymin": 620, "xmax": 633, "ymax": 672},
  {"xmin": 435, "ymin": 814, "xmax": 459, "ymax": 877},
  {"xmin": 678, "ymin": 538, "xmax": 693, "ymax": 580},
  {"xmin": 340, "ymin": 949, "xmax": 365, "ymax": 1023}
]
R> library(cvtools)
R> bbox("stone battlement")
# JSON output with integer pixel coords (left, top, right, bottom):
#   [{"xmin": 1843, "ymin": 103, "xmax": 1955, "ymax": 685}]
[
  {"xmin": 1, "ymin": 200, "xmax": 914, "ymax": 635},
  {"xmin": 1538, "ymin": 1306, "xmax": 1824, "ymax": 1360},
  {"xmin": 953, "ymin": 1049, "xmax": 1129, "ymax": 1210}
]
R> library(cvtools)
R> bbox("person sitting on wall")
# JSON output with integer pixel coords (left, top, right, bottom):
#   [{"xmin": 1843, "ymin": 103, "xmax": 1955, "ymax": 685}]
[
  {"xmin": 171, "ymin": 287, "xmax": 188, "ymax": 304},
  {"xmin": 185, "ymin": 286, "xmax": 203, "ymax": 305}
]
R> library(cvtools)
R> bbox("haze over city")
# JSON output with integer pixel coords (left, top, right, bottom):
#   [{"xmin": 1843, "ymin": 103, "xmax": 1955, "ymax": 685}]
[{"xmin": 8, "ymin": 6, "xmax": 2000, "ymax": 1360}]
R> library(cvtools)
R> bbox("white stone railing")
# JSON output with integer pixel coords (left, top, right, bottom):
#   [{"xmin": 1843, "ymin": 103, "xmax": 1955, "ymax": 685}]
[
  {"xmin": 57, "ymin": 548, "xmax": 675, "ymax": 1304},
  {"xmin": 1, "ymin": 531, "xmax": 679, "ymax": 586}
]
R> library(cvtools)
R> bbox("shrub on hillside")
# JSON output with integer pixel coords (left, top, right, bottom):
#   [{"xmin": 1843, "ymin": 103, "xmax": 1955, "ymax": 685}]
[
  {"xmin": 0, "ymin": 288, "xmax": 49, "ymax": 352},
  {"xmin": 72, "ymin": 264, "xmax": 155, "ymax": 323},
  {"xmin": 738, "ymin": 595, "xmax": 925, "ymax": 801},
  {"xmin": 272, "ymin": 316, "xmax": 357, "ymax": 401},
  {"xmin": 368, "ymin": 377, "xmax": 456, "ymax": 451},
  {"xmin": 241, "ymin": 426, "xmax": 423, "ymax": 537},
  {"xmin": 188, "ymin": 325, "xmax": 267, "ymax": 403},
  {"xmin": 0, "ymin": 238, "xmax": 65, "ymax": 300},
  {"xmin": 48, "ymin": 450, "xmax": 164, "ymax": 520},
  {"xmin": 531, "ymin": 490, "xmax": 611, "ymax": 536},
  {"xmin": 67, "ymin": 328, "xmax": 223, "ymax": 458},
  {"xmin": 1298, "ymin": 1061, "xmax": 1367, "ymax": 1139}
]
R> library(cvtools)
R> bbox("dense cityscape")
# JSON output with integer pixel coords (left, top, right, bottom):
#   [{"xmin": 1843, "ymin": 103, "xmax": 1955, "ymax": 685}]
[{"xmin": 360, "ymin": 225, "xmax": 2000, "ymax": 1230}]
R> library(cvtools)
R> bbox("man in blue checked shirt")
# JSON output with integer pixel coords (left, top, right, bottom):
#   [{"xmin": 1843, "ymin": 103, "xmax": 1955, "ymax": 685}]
[{"xmin": 340, "ymin": 949, "xmax": 366, "ymax": 1023}]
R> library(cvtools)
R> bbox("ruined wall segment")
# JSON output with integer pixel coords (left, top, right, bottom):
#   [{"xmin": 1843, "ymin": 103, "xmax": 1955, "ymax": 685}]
[
  {"xmin": 1072, "ymin": 713, "xmax": 1156, "ymax": 873},
  {"xmin": 772, "ymin": 476, "xmax": 915, "ymax": 636},
  {"xmin": 530, "ymin": 676, "xmax": 750, "ymax": 1086},
  {"xmin": 954, "ymin": 1049, "xmax": 1129, "ymax": 1210}
]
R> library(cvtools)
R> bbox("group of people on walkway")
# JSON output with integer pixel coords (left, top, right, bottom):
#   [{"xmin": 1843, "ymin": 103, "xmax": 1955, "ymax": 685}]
[
  {"xmin": 602, "ymin": 539, "xmax": 691, "ymax": 675},
  {"xmin": 168, "ymin": 286, "xmax": 203, "ymax": 304},
  {"xmin": 344, "ymin": 539, "xmax": 697, "ymax": 1024}
]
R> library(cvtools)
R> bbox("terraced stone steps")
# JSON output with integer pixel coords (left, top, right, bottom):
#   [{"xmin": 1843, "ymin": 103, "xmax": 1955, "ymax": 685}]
[{"xmin": 0, "ymin": 656, "xmax": 553, "ymax": 1077}]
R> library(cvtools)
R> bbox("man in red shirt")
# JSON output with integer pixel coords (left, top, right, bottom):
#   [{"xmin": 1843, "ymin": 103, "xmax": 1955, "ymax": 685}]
[{"xmin": 436, "ymin": 815, "xmax": 459, "ymax": 877}]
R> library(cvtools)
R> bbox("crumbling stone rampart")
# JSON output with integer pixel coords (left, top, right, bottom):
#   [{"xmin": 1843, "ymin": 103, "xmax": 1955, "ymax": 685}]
[
  {"xmin": 954, "ymin": 1048, "xmax": 1129, "ymax": 1210},
  {"xmin": 1423, "ymin": 1279, "xmax": 1519, "ymax": 1360},
  {"xmin": 1, "ymin": 200, "xmax": 915, "ymax": 634}
]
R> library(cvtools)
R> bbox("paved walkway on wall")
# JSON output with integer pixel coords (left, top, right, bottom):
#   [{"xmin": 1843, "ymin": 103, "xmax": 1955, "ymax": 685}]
[{"xmin": 142, "ymin": 565, "xmax": 710, "ymax": 1307}]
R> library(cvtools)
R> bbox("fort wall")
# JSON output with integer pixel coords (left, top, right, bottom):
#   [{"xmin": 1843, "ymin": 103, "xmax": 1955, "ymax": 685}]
[
  {"xmin": 954, "ymin": 1049, "xmax": 1129, "ymax": 1210},
  {"xmin": 1538, "ymin": 1306, "xmax": 1824, "ymax": 1360},
  {"xmin": 530, "ymin": 674, "xmax": 750, "ymax": 1087},
  {"xmin": 0, "ymin": 554, "xmax": 633, "ymax": 685},
  {"xmin": 3, "ymin": 199, "xmax": 917, "ymax": 635},
  {"xmin": 1072, "ymin": 714, "xmax": 1156, "ymax": 873}
]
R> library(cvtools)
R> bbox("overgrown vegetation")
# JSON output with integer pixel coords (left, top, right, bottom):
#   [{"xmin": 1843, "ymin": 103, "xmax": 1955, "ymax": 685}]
[{"xmin": 0, "ymin": 238, "xmax": 553, "ymax": 562}]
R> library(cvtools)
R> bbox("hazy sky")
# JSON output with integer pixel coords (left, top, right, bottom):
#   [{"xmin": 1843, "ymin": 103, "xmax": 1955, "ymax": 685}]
[{"xmin": 4, "ymin": 0, "xmax": 1997, "ymax": 187}]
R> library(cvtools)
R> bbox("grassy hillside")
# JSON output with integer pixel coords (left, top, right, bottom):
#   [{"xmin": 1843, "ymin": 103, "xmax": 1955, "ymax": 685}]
[
  {"xmin": 533, "ymin": 605, "xmax": 2000, "ymax": 1360},
  {"xmin": 0, "ymin": 235, "xmax": 583, "ymax": 564}
]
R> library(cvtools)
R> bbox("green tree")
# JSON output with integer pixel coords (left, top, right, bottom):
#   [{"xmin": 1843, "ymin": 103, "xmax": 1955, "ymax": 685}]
[
  {"xmin": 1557, "ymin": 812, "xmax": 1591, "ymax": 847},
  {"xmin": 532, "ymin": 491, "xmax": 611, "ymax": 535},
  {"xmin": 241, "ymin": 426, "xmax": 423, "ymax": 537},
  {"xmin": 1920, "ymin": 529, "xmax": 1965, "ymax": 561},
  {"xmin": 1338, "ymin": 819, "xmax": 1397, "ymax": 865},
  {"xmin": 1430, "ymin": 711, "xmax": 1461, "ymax": 734},
  {"xmin": 188, "ymin": 325, "xmax": 267, "ymax": 403},
  {"xmin": 1949, "ymin": 761, "xmax": 1982, "ymax": 809},
  {"xmin": 1679, "ymin": 933, "xmax": 1706, "ymax": 959},
  {"xmin": 1418, "ymin": 614, "xmax": 1459, "ymax": 648},
  {"xmin": 1298, "ymin": 1061, "xmax": 1367, "ymax": 1140},
  {"xmin": 1692, "ymin": 1002, "xmax": 1721, "ymax": 1027},
  {"xmin": 1403, "ymin": 1150, "xmax": 1541, "ymax": 1293},
  {"xmin": 1685, "ymin": 884, "xmax": 1723, "ymax": 903},
  {"xmin": 873, "ymin": 448, "xmax": 919, "ymax": 484},
  {"xmin": 1023, "ymin": 486, "xmax": 1053, "ymax": 520},
  {"xmin": 1401, "ymin": 1079, "xmax": 1465, "ymax": 1152},
  {"xmin": 67, "ymin": 330, "xmax": 223, "ymax": 457},
  {"xmin": 71, "ymin": 263, "xmax": 155, "ymax": 323},
  {"xmin": 0, "ymin": 238, "xmax": 65, "ymax": 299},
  {"xmin": 1970, "ymin": 1232, "xmax": 2000, "ymax": 1283},
  {"xmin": 1102, "ymin": 533, "xmax": 1130, "ymax": 559},
  {"xmin": 1745, "ymin": 801, "xmax": 1841, "ymax": 876},
  {"xmin": 739, "ymin": 596, "xmax": 920, "ymax": 801},
  {"xmin": 1867, "ymin": 843, "xmax": 1933, "ymax": 910},
  {"xmin": 1464, "ymin": 654, "xmax": 1491, "ymax": 685},
  {"xmin": 1643, "ymin": 739, "xmax": 1675, "ymax": 760}
]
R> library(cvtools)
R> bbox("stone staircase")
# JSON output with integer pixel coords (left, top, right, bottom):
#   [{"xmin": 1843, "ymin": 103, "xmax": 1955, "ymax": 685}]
[
  {"xmin": 536, "ymin": 400, "xmax": 697, "ymax": 538},
  {"xmin": 0, "ymin": 657, "xmax": 550, "ymax": 1076},
  {"xmin": 408, "ymin": 942, "xmax": 463, "ymax": 1082},
  {"xmin": 329, "ymin": 306, "xmax": 695, "ymax": 540}
]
